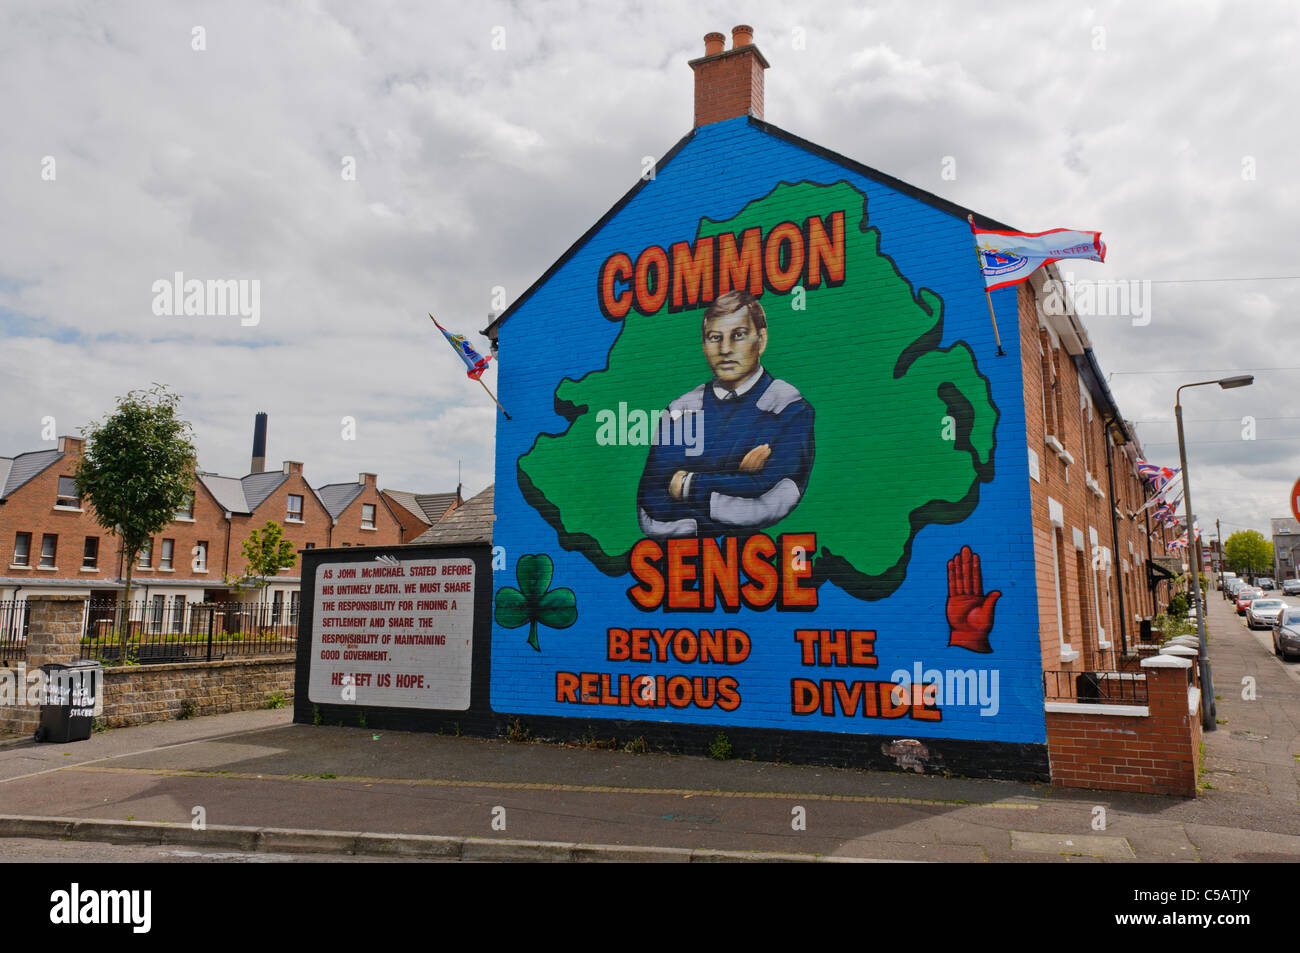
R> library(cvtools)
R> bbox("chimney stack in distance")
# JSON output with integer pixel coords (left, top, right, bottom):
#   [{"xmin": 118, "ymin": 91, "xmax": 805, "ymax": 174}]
[
  {"xmin": 689, "ymin": 24, "xmax": 769, "ymax": 128},
  {"xmin": 251, "ymin": 412, "xmax": 268, "ymax": 474}
]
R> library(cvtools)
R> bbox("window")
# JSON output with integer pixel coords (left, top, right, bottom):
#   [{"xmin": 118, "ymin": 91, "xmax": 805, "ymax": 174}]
[
  {"xmin": 195, "ymin": 541, "xmax": 208, "ymax": 572},
  {"xmin": 176, "ymin": 492, "xmax": 194, "ymax": 520},
  {"xmin": 287, "ymin": 495, "xmax": 303, "ymax": 521},
  {"xmin": 362, "ymin": 504, "xmax": 376, "ymax": 529},
  {"xmin": 172, "ymin": 596, "xmax": 186, "ymax": 632},
  {"xmin": 13, "ymin": 533, "xmax": 32, "ymax": 566},
  {"xmin": 272, "ymin": 589, "xmax": 284, "ymax": 625},
  {"xmin": 151, "ymin": 595, "xmax": 165, "ymax": 634},
  {"xmin": 289, "ymin": 590, "xmax": 301, "ymax": 625},
  {"xmin": 56, "ymin": 476, "xmax": 80, "ymax": 508},
  {"xmin": 83, "ymin": 537, "xmax": 98, "ymax": 569},
  {"xmin": 160, "ymin": 538, "xmax": 174, "ymax": 570},
  {"xmin": 138, "ymin": 538, "xmax": 152, "ymax": 568},
  {"xmin": 40, "ymin": 534, "xmax": 57, "ymax": 568},
  {"xmin": 304, "ymin": 542, "xmax": 315, "ymax": 550}
]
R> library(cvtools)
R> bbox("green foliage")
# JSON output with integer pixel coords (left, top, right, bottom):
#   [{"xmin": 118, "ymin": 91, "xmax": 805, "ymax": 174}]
[
  {"xmin": 358, "ymin": 710, "xmax": 367, "ymax": 729},
  {"xmin": 75, "ymin": 385, "xmax": 197, "ymax": 654},
  {"xmin": 506, "ymin": 717, "xmax": 532, "ymax": 743},
  {"xmin": 178, "ymin": 699, "xmax": 197, "ymax": 720},
  {"xmin": 312, "ymin": 704, "xmax": 322, "ymax": 726},
  {"xmin": 623, "ymin": 736, "xmax": 649, "ymax": 754},
  {"xmin": 1154, "ymin": 613, "xmax": 1194, "ymax": 640},
  {"xmin": 1167, "ymin": 593, "xmax": 1189, "ymax": 620},
  {"xmin": 1223, "ymin": 530, "xmax": 1273, "ymax": 577},
  {"xmin": 709, "ymin": 731, "xmax": 733, "ymax": 760},
  {"xmin": 229, "ymin": 520, "xmax": 298, "ymax": 594},
  {"xmin": 266, "ymin": 692, "xmax": 287, "ymax": 710}
]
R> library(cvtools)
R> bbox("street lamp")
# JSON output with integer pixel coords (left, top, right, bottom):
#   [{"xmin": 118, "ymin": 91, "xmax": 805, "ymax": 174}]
[{"xmin": 1175, "ymin": 374, "xmax": 1253, "ymax": 731}]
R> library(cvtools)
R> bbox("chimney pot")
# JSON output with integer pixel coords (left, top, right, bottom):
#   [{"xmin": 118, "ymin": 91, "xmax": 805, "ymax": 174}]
[{"xmin": 689, "ymin": 27, "xmax": 769, "ymax": 127}]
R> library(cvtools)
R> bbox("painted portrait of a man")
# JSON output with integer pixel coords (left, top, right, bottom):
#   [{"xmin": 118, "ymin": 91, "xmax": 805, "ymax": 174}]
[{"xmin": 637, "ymin": 290, "xmax": 815, "ymax": 539}]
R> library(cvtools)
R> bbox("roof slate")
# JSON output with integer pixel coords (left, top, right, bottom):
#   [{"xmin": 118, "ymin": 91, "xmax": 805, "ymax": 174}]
[
  {"xmin": 409, "ymin": 486, "xmax": 493, "ymax": 546},
  {"xmin": 0, "ymin": 450, "xmax": 64, "ymax": 499},
  {"xmin": 316, "ymin": 482, "xmax": 364, "ymax": 519}
]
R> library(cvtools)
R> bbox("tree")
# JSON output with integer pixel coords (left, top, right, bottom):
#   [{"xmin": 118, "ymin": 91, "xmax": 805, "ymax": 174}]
[
  {"xmin": 75, "ymin": 385, "xmax": 197, "ymax": 653},
  {"xmin": 230, "ymin": 520, "xmax": 297, "ymax": 600},
  {"xmin": 1223, "ymin": 530, "xmax": 1273, "ymax": 579}
]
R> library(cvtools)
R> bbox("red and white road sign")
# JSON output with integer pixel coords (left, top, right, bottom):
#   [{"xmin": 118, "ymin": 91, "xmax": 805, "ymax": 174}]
[{"xmin": 1292, "ymin": 476, "xmax": 1300, "ymax": 525}]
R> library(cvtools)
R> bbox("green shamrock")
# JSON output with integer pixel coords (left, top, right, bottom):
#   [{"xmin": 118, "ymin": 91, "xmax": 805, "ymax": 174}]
[{"xmin": 494, "ymin": 553, "xmax": 577, "ymax": 652}]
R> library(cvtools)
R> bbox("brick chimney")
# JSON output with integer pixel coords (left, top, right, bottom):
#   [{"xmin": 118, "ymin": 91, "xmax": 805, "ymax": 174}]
[
  {"xmin": 250, "ymin": 412, "xmax": 268, "ymax": 474},
  {"xmin": 282, "ymin": 461, "xmax": 303, "ymax": 475},
  {"xmin": 57, "ymin": 435, "xmax": 84, "ymax": 455},
  {"xmin": 358, "ymin": 472, "xmax": 376, "ymax": 488},
  {"xmin": 689, "ymin": 25, "xmax": 769, "ymax": 128}
]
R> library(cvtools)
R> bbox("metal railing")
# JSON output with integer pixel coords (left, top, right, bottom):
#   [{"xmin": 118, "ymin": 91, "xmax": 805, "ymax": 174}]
[
  {"xmin": 80, "ymin": 599, "xmax": 298, "ymax": 665},
  {"xmin": 1043, "ymin": 669, "xmax": 1149, "ymax": 705},
  {"xmin": 0, "ymin": 600, "xmax": 30, "ymax": 663}
]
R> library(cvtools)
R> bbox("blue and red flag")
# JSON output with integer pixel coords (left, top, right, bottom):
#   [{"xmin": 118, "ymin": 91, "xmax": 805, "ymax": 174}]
[{"xmin": 430, "ymin": 315, "xmax": 492, "ymax": 380}]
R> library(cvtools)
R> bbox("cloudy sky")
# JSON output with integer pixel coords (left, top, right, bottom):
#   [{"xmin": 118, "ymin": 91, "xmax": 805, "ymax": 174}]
[{"xmin": 2, "ymin": 0, "xmax": 1296, "ymax": 545}]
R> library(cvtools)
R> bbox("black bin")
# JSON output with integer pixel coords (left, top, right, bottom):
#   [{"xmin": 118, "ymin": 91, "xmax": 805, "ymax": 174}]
[{"xmin": 36, "ymin": 660, "xmax": 103, "ymax": 744}]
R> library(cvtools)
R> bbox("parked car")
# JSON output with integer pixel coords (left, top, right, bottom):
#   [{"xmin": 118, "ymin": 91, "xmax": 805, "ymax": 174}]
[
  {"xmin": 1227, "ymin": 579, "xmax": 1247, "ymax": 595},
  {"xmin": 1219, "ymin": 573, "xmax": 1238, "ymax": 591},
  {"xmin": 1283, "ymin": 579, "xmax": 1300, "ymax": 597},
  {"xmin": 1246, "ymin": 598, "xmax": 1287, "ymax": 629},
  {"xmin": 1257, "ymin": 577, "xmax": 1276, "ymax": 591},
  {"xmin": 1273, "ymin": 608, "xmax": 1300, "ymax": 661},
  {"xmin": 1235, "ymin": 588, "xmax": 1263, "ymax": 614}
]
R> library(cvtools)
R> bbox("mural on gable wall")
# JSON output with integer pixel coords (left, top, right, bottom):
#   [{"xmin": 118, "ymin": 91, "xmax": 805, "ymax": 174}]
[{"xmin": 491, "ymin": 137, "xmax": 1044, "ymax": 745}]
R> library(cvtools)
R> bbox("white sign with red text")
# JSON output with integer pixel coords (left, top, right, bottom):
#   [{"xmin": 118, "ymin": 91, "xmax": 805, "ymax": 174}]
[{"xmin": 307, "ymin": 557, "xmax": 474, "ymax": 710}]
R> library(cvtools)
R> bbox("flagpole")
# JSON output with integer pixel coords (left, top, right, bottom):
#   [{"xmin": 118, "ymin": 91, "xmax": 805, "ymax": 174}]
[
  {"xmin": 476, "ymin": 375, "xmax": 511, "ymax": 421},
  {"xmin": 968, "ymin": 214, "xmax": 1006, "ymax": 357},
  {"xmin": 429, "ymin": 313, "xmax": 512, "ymax": 420}
]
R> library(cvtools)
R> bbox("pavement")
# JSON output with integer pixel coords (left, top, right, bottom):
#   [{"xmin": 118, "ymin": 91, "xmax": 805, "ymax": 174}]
[{"xmin": 1, "ymin": 592, "xmax": 1297, "ymax": 863}]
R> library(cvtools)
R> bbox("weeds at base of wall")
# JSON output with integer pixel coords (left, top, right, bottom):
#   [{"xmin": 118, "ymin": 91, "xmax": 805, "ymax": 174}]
[
  {"xmin": 312, "ymin": 704, "xmax": 322, "ymax": 726},
  {"xmin": 623, "ymin": 736, "xmax": 648, "ymax": 754},
  {"xmin": 178, "ymin": 700, "xmax": 197, "ymax": 721},
  {"xmin": 709, "ymin": 731, "xmax": 733, "ymax": 760},
  {"xmin": 358, "ymin": 710, "xmax": 368, "ymax": 729},
  {"xmin": 266, "ymin": 692, "xmax": 287, "ymax": 710},
  {"xmin": 506, "ymin": 718, "xmax": 532, "ymax": 743},
  {"xmin": 578, "ymin": 726, "xmax": 618, "ymax": 750},
  {"xmin": 91, "ymin": 718, "xmax": 108, "ymax": 734}
]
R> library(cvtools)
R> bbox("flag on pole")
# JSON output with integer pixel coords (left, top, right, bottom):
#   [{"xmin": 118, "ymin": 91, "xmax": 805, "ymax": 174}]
[
  {"xmin": 428, "ymin": 314, "xmax": 511, "ymax": 420},
  {"xmin": 430, "ymin": 316, "xmax": 493, "ymax": 380},
  {"xmin": 972, "ymin": 226, "xmax": 1106, "ymax": 291}
]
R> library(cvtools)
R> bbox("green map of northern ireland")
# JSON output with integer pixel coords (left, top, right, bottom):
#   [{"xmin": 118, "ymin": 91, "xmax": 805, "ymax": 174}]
[{"xmin": 519, "ymin": 180, "xmax": 999, "ymax": 601}]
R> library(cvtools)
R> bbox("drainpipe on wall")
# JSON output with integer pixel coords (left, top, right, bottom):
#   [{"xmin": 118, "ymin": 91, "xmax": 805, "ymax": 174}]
[
  {"xmin": 223, "ymin": 513, "xmax": 232, "ymax": 581},
  {"xmin": 1102, "ymin": 418, "xmax": 1129, "ymax": 656}
]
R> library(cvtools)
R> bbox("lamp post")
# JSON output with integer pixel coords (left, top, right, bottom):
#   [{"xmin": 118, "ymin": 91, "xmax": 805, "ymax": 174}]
[{"xmin": 1175, "ymin": 374, "xmax": 1253, "ymax": 731}]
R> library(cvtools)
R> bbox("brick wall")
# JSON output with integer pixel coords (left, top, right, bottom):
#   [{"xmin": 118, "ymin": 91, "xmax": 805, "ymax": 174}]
[
  {"xmin": 97, "ymin": 656, "xmax": 294, "ymax": 727},
  {"xmin": 1019, "ymin": 273, "xmax": 1163, "ymax": 677},
  {"xmin": 1045, "ymin": 656, "xmax": 1200, "ymax": 796},
  {"xmin": 328, "ymin": 476, "xmax": 406, "ymax": 547},
  {"xmin": 1, "ymin": 441, "xmax": 403, "ymax": 595}
]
